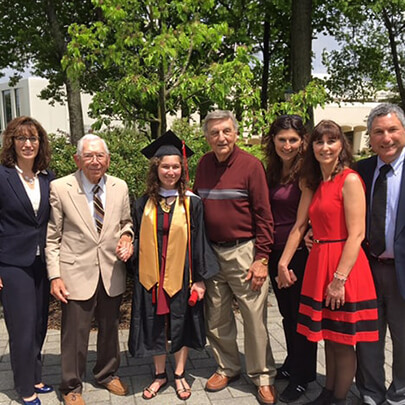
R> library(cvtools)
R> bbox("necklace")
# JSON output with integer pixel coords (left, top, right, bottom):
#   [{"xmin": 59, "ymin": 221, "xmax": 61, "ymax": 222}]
[
  {"xmin": 23, "ymin": 174, "xmax": 35, "ymax": 184},
  {"xmin": 159, "ymin": 197, "xmax": 175, "ymax": 213}
]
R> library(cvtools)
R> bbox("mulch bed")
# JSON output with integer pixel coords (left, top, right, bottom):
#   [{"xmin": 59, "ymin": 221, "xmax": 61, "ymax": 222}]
[{"xmin": 48, "ymin": 275, "xmax": 134, "ymax": 330}]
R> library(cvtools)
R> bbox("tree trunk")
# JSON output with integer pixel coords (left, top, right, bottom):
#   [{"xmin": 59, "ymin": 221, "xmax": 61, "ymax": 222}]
[
  {"xmin": 66, "ymin": 77, "xmax": 85, "ymax": 144},
  {"xmin": 45, "ymin": 0, "xmax": 84, "ymax": 143},
  {"xmin": 260, "ymin": 16, "xmax": 270, "ymax": 111},
  {"xmin": 291, "ymin": 0, "xmax": 313, "ymax": 126},
  {"xmin": 382, "ymin": 8, "xmax": 405, "ymax": 110},
  {"xmin": 291, "ymin": 0, "xmax": 312, "ymax": 91},
  {"xmin": 157, "ymin": 62, "xmax": 167, "ymax": 137}
]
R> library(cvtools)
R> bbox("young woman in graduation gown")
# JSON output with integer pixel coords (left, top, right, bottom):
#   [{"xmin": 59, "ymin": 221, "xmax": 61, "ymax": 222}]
[{"xmin": 128, "ymin": 131, "xmax": 219, "ymax": 401}]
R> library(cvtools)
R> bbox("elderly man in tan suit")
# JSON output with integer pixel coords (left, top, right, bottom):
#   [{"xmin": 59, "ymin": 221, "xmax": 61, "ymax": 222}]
[{"xmin": 46, "ymin": 134, "xmax": 133, "ymax": 405}]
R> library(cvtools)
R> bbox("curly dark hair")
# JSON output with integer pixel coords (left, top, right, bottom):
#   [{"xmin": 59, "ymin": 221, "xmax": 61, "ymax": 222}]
[
  {"xmin": 262, "ymin": 115, "xmax": 307, "ymax": 187},
  {"xmin": 302, "ymin": 120, "xmax": 353, "ymax": 191},
  {"xmin": 0, "ymin": 116, "xmax": 51, "ymax": 171},
  {"xmin": 145, "ymin": 155, "xmax": 187, "ymax": 205}
]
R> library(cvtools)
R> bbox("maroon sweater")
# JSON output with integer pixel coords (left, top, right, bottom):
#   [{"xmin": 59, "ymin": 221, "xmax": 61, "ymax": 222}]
[{"xmin": 193, "ymin": 146, "xmax": 273, "ymax": 260}]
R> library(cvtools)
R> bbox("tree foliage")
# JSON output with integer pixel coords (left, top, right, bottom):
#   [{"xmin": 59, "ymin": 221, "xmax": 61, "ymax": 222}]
[
  {"xmin": 64, "ymin": 0, "xmax": 263, "ymax": 138},
  {"xmin": 0, "ymin": 0, "xmax": 100, "ymax": 142},
  {"xmin": 318, "ymin": 1, "xmax": 405, "ymax": 108}
]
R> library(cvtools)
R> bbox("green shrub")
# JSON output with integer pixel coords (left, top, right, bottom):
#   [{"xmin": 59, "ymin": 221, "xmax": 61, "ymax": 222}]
[{"xmin": 49, "ymin": 120, "xmax": 267, "ymax": 200}]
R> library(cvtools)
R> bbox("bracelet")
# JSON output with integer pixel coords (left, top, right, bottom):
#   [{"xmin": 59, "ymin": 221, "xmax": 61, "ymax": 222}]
[
  {"xmin": 333, "ymin": 271, "xmax": 347, "ymax": 283},
  {"xmin": 335, "ymin": 270, "xmax": 348, "ymax": 279}
]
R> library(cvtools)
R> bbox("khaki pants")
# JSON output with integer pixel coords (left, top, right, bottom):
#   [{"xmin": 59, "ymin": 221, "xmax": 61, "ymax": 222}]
[{"xmin": 205, "ymin": 239, "xmax": 276, "ymax": 386}]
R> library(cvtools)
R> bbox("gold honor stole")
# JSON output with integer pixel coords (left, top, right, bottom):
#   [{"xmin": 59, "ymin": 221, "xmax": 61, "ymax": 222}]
[{"xmin": 139, "ymin": 196, "xmax": 191, "ymax": 297}]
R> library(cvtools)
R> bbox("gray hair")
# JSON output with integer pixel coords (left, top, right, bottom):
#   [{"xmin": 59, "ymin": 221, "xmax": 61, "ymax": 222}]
[
  {"xmin": 76, "ymin": 134, "xmax": 110, "ymax": 156},
  {"xmin": 367, "ymin": 103, "xmax": 405, "ymax": 132},
  {"xmin": 202, "ymin": 110, "xmax": 239, "ymax": 135}
]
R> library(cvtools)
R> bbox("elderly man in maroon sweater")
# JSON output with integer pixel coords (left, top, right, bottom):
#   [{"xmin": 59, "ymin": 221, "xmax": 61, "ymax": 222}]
[{"xmin": 193, "ymin": 110, "xmax": 277, "ymax": 404}]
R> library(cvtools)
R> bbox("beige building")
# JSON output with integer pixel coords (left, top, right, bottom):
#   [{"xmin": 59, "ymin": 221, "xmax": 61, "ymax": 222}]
[{"xmin": 314, "ymin": 102, "xmax": 379, "ymax": 154}]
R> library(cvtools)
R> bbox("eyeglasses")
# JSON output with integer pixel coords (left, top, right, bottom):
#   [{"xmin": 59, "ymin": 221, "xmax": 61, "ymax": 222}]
[
  {"xmin": 15, "ymin": 136, "xmax": 39, "ymax": 144},
  {"xmin": 82, "ymin": 153, "xmax": 108, "ymax": 161}
]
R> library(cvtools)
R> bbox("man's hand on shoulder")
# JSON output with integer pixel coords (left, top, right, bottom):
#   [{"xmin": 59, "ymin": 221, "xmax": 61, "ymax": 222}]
[
  {"xmin": 50, "ymin": 278, "xmax": 70, "ymax": 304},
  {"xmin": 245, "ymin": 259, "xmax": 268, "ymax": 291}
]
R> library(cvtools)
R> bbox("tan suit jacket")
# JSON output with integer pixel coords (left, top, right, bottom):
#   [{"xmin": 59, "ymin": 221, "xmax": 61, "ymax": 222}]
[{"xmin": 46, "ymin": 171, "xmax": 133, "ymax": 300}]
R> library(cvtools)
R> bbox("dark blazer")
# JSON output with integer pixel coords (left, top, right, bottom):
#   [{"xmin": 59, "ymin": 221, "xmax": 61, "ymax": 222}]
[
  {"xmin": 357, "ymin": 156, "xmax": 405, "ymax": 299},
  {"xmin": 0, "ymin": 165, "xmax": 54, "ymax": 267}
]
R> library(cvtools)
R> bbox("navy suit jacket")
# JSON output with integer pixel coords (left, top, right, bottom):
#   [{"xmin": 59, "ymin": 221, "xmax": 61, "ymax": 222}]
[
  {"xmin": 0, "ymin": 165, "xmax": 54, "ymax": 267},
  {"xmin": 357, "ymin": 155, "xmax": 405, "ymax": 300}
]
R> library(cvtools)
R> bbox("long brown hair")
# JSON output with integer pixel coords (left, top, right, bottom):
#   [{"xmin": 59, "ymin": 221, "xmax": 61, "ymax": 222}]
[
  {"xmin": 145, "ymin": 156, "xmax": 187, "ymax": 205},
  {"xmin": 262, "ymin": 115, "xmax": 307, "ymax": 187},
  {"xmin": 302, "ymin": 120, "xmax": 353, "ymax": 191},
  {"xmin": 1, "ymin": 116, "xmax": 51, "ymax": 171}
]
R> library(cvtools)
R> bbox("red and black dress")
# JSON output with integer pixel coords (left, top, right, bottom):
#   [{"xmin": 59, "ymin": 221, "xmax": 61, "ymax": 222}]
[{"xmin": 297, "ymin": 169, "xmax": 379, "ymax": 345}]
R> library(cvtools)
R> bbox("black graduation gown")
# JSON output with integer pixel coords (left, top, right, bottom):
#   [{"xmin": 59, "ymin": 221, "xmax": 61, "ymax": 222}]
[{"xmin": 128, "ymin": 194, "xmax": 219, "ymax": 358}]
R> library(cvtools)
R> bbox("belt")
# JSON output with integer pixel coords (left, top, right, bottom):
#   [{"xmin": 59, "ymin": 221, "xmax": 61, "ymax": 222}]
[
  {"xmin": 212, "ymin": 238, "xmax": 252, "ymax": 248},
  {"xmin": 371, "ymin": 256, "xmax": 395, "ymax": 265},
  {"xmin": 313, "ymin": 238, "xmax": 346, "ymax": 244}
]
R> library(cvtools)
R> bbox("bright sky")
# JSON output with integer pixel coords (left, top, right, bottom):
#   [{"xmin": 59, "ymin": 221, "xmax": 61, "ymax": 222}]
[
  {"xmin": 312, "ymin": 33, "xmax": 340, "ymax": 74},
  {"xmin": 1, "ymin": 35, "xmax": 337, "ymax": 82}
]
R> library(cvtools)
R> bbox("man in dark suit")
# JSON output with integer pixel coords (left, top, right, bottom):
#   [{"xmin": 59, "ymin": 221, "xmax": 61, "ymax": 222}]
[{"xmin": 356, "ymin": 103, "xmax": 405, "ymax": 405}]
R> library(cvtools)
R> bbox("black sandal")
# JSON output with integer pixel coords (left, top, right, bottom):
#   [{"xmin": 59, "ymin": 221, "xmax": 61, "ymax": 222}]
[
  {"xmin": 142, "ymin": 372, "xmax": 168, "ymax": 400},
  {"xmin": 174, "ymin": 372, "xmax": 191, "ymax": 401}
]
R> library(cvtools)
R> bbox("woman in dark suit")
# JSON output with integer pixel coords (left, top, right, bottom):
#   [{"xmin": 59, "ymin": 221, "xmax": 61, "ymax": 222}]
[{"xmin": 0, "ymin": 117, "xmax": 53, "ymax": 405}]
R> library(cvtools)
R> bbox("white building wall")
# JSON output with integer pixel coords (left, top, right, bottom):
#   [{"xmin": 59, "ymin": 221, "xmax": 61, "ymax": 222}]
[{"xmin": 0, "ymin": 77, "xmax": 96, "ymax": 135}]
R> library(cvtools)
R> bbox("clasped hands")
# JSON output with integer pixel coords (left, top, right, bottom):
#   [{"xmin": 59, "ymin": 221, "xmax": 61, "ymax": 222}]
[
  {"xmin": 277, "ymin": 264, "xmax": 298, "ymax": 289},
  {"xmin": 115, "ymin": 234, "xmax": 133, "ymax": 262}
]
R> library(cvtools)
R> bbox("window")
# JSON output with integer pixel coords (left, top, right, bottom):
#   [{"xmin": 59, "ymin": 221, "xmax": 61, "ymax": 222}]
[{"xmin": 2, "ymin": 90, "xmax": 12, "ymax": 125}]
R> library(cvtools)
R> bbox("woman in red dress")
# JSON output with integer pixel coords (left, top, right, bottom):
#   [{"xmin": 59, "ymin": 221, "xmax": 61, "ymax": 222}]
[{"xmin": 278, "ymin": 120, "xmax": 378, "ymax": 405}]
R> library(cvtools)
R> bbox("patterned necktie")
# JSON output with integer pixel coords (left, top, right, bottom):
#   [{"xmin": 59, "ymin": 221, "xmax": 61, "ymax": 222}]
[
  {"xmin": 369, "ymin": 164, "xmax": 392, "ymax": 256},
  {"xmin": 92, "ymin": 184, "xmax": 104, "ymax": 233}
]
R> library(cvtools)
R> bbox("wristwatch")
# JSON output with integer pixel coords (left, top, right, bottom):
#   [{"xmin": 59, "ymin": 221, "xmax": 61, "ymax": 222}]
[{"xmin": 260, "ymin": 257, "xmax": 269, "ymax": 265}]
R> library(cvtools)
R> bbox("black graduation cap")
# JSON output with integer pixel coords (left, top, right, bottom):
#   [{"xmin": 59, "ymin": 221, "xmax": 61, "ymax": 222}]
[{"xmin": 141, "ymin": 130, "xmax": 194, "ymax": 159}]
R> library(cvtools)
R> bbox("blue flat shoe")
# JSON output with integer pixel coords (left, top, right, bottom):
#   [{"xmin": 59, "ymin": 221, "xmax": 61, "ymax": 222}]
[
  {"xmin": 22, "ymin": 397, "xmax": 41, "ymax": 405},
  {"xmin": 34, "ymin": 384, "xmax": 54, "ymax": 394}
]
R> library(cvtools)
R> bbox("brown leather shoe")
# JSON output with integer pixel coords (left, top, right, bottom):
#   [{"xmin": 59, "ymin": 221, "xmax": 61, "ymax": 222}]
[
  {"xmin": 258, "ymin": 385, "xmax": 277, "ymax": 405},
  {"xmin": 63, "ymin": 392, "xmax": 85, "ymax": 405},
  {"xmin": 102, "ymin": 377, "xmax": 128, "ymax": 396},
  {"xmin": 205, "ymin": 372, "xmax": 240, "ymax": 392}
]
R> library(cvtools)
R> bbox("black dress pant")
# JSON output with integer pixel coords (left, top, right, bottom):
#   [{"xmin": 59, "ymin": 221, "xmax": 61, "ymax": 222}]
[
  {"xmin": 269, "ymin": 247, "xmax": 317, "ymax": 384},
  {"xmin": 0, "ymin": 257, "xmax": 50, "ymax": 397},
  {"xmin": 59, "ymin": 279, "xmax": 122, "ymax": 394}
]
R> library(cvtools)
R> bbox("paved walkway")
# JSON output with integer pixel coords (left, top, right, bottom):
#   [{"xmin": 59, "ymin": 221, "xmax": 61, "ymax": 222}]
[{"xmin": 0, "ymin": 293, "xmax": 391, "ymax": 405}]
